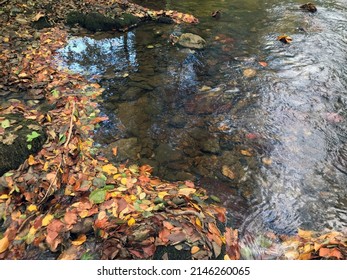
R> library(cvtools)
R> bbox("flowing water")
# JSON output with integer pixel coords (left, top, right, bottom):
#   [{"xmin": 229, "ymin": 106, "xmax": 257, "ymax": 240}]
[{"xmin": 56, "ymin": 0, "xmax": 347, "ymax": 257}]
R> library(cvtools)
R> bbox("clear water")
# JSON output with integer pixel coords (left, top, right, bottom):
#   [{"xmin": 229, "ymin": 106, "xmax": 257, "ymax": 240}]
[{"xmin": 56, "ymin": 0, "xmax": 347, "ymax": 255}]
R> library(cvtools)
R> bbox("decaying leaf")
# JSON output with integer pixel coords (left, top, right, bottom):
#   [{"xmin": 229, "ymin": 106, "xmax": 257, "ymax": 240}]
[
  {"xmin": 277, "ymin": 35, "xmax": 293, "ymax": 44},
  {"xmin": 221, "ymin": 165, "xmax": 235, "ymax": 180}
]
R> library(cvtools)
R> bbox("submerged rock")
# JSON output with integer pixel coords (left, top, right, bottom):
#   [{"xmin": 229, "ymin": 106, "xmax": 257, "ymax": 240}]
[{"xmin": 171, "ymin": 33, "xmax": 206, "ymax": 49}]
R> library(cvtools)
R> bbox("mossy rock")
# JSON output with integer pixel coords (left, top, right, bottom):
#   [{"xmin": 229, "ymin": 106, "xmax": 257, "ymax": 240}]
[{"xmin": 0, "ymin": 114, "xmax": 46, "ymax": 177}]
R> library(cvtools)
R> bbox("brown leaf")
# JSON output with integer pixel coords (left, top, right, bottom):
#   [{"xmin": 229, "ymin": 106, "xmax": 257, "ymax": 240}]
[
  {"xmin": 168, "ymin": 231, "xmax": 186, "ymax": 244},
  {"xmin": 64, "ymin": 211, "xmax": 78, "ymax": 226},
  {"xmin": 221, "ymin": 165, "xmax": 235, "ymax": 179},
  {"xmin": 225, "ymin": 228, "xmax": 240, "ymax": 260}
]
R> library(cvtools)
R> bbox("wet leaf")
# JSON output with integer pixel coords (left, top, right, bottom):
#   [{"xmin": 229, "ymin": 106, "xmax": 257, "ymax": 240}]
[
  {"xmin": 319, "ymin": 247, "xmax": 343, "ymax": 259},
  {"xmin": 298, "ymin": 228, "xmax": 313, "ymax": 239},
  {"xmin": 258, "ymin": 61, "xmax": 268, "ymax": 67},
  {"xmin": 210, "ymin": 195, "xmax": 221, "ymax": 203},
  {"xmin": 195, "ymin": 217, "xmax": 202, "ymax": 228},
  {"xmin": 112, "ymin": 147, "xmax": 118, "ymax": 156},
  {"xmin": 277, "ymin": 35, "xmax": 292, "ymax": 44},
  {"xmin": 89, "ymin": 189, "xmax": 106, "ymax": 204},
  {"xmin": 243, "ymin": 69, "xmax": 256, "ymax": 78},
  {"xmin": 0, "ymin": 236, "xmax": 9, "ymax": 253},
  {"xmin": 240, "ymin": 149, "xmax": 252, "ymax": 156},
  {"xmin": 71, "ymin": 234, "xmax": 87, "ymax": 246},
  {"xmin": 262, "ymin": 157, "xmax": 272, "ymax": 165},
  {"xmin": 222, "ymin": 165, "xmax": 235, "ymax": 179}
]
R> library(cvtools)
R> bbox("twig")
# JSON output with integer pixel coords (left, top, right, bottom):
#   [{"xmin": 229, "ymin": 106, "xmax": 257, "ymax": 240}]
[
  {"xmin": 17, "ymin": 213, "xmax": 38, "ymax": 234},
  {"xmin": 64, "ymin": 100, "xmax": 75, "ymax": 148},
  {"xmin": 39, "ymin": 101, "xmax": 75, "ymax": 205}
]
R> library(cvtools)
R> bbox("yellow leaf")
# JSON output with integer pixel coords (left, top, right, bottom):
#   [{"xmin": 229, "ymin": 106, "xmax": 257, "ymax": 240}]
[
  {"xmin": 298, "ymin": 228, "xmax": 313, "ymax": 239},
  {"xmin": 113, "ymin": 174, "xmax": 122, "ymax": 179},
  {"xmin": 79, "ymin": 210, "xmax": 89, "ymax": 218},
  {"xmin": 121, "ymin": 177, "xmax": 127, "ymax": 185},
  {"xmin": 71, "ymin": 234, "xmax": 87, "ymax": 246},
  {"xmin": 42, "ymin": 214, "xmax": 54, "ymax": 226},
  {"xmin": 139, "ymin": 192, "xmax": 146, "ymax": 200},
  {"xmin": 32, "ymin": 12, "xmax": 45, "ymax": 22},
  {"xmin": 191, "ymin": 246, "xmax": 200, "ymax": 254},
  {"xmin": 3, "ymin": 37, "xmax": 9, "ymax": 43},
  {"xmin": 224, "ymin": 254, "xmax": 231, "ymax": 260},
  {"xmin": 0, "ymin": 194, "xmax": 9, "ymax": 200},
  {"xmin": 240, "ymin": 149, "xmax": 252, "ymax": 156},
  {"xmin": 158, "ymin": 191, "xmax": 168, "ymax": 199},
  {"xmin": 0, "ymin": 236, "xmax": 9, "ymax": 253},
  {"xmin": 28, "ymin": 155, "xmax": 36, "ymax": 165},
  {"xmin": 128, "ymin": 217, "xmax": 136, "ymax": 226},
  {"xmin": 303, "ymin": 243, "xmax": 313, "ymax": 253},
  {"xmin": 46, "ymin": 113, "xmax": 52, "ymax": 122},
  {"xmin": 102, "ymin": 164, "xmax": 118, "ymax": 175},
  {"xmin": 195, "ymin": 217, "xmax": 202, "ymax": 228},
  {"xmin": 178, "ymin": 187, "xmax": 196, "ymax": 196},
  {"xmin": 27, "ymin": 204, "xmax": 38, "ymax": 212}
]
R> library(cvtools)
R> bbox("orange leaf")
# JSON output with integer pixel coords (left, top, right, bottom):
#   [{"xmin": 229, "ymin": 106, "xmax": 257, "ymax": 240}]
[
  {"xmin": 71, "ymin": 234, "xmax": 87, "ymax": 246},
  {"xmin": 240, "ymin": 149, "xmax": 252, "ymax": 156},
  {"xmin": 191, "ymin": 246, "xmax": 200, "ymax": 254},
  {"xmin": 319, "ymin": 247, "xmax": 343, "ymax": 259},
  {"xmin": 259, "ymin": 61, "xmax": 268, "ymax": 67},
  {"xmin": 298, "ymin": 228, "xmax": 313, "ymax": 239},
  {"xmin": 28, "ymin": 155, "xmax": 37, "ymax": 165},
  {"xmin": 64, "ymin": 211, "xmax": 78, "ymax": 226},
  {"xmin": 0, "ymin": 236, "xmax": 9, "ymax": 253},
  {"xmin": 112, "ymin": 147, "xmax": 118, "ymax": 156}
]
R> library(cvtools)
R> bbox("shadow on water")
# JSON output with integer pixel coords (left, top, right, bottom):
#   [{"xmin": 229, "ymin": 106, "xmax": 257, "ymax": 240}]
[{"xmin": 56, "ymin": 0, "xmax": 347, "ymax": 257}]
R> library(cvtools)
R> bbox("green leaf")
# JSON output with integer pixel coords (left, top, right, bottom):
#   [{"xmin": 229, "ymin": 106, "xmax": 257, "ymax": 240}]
[
  {"xmin": 26, "ymin": 131, "xmax": 40, "ymax": 142},
  {"xmin": 1, "ymin": 119, "xmax": 10, "ymax": 129},
  {"xmin": 89, "ymin": 189, "xmax": 106, "ymax": 204},
  {"xmin": 210, "ymin": 195, "xmax": 221, "ymax": 203},
  {"xmin": 27, "ymin": 144, "xmax": 32, "ymax": 150},
  {"xmin": 80, "ymin": 252, "xmax": 94, "ymax": 260},
  {"xmin": 51, "ymin": 89, "xmax": 60, "ymax": 98}
]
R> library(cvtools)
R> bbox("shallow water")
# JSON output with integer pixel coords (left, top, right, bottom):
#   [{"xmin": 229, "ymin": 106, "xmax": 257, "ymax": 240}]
[{"xmin": 56, "ymin": 0, "xmax": 347, "ymax": 256}]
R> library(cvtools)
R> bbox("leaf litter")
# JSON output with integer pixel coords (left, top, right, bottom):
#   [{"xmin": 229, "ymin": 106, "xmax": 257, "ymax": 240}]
[{"xmin": 0, "ymin": 0, "xmax": 346, "ymax": 260}]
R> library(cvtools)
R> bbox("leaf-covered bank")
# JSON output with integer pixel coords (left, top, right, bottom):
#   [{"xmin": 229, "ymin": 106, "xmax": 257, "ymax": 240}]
[{"xmin": 0, "ymin": 0, "xmax": 346, "ymax": 260}]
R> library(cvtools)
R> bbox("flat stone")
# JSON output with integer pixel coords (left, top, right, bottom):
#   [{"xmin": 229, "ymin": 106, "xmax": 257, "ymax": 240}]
[{"xmin": 177, "ymin": 33, "xmax": 206, "ymax": 50}]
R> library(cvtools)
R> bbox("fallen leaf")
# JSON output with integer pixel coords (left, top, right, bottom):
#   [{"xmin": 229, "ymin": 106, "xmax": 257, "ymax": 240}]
[
  {"xmin": 71, "ymin": 234, "xmax": 87, "ymax": 246},
  {"xmin": 32, "ymin": 12, "xmax": 45, "ymax": 22},
  {"xmin": 319, "ymin": 247, "xmax": 343, "ymax": 259},
  {"xmin": 222, "ymin": 165, "xmax": 235, "ymax": 179},
  {"xmin": 28, "ymin": 155, "xmax": 37, "ymax": 165},
  {"xmin": 259, "ymin": 61, "xmax": 268, "ymax": 67},
  {"xmin": 243, "ymin": 69, "xmax": 256, "ymax": 78},
  {"xmin": 89, "ymin": 189, "xmax": 106, "ymax": 204},
  {"xmin": 42, "ymin": 214, "xmax": 54, "ymax": 226},
  {"xmin": 27, "ymin": 204, "xmax": 38, "ymax": 212},
  {"xmin": 102, "ymin": 164, "xmax": 118, "ymax": 175},
  {"xmin": 191, "ymin": 246, "xmax": 200, "ymax": 254},
  {"xmin": 240, "ymin": 149, "xmax": 252, "ymax": 156},
  {"xmin": 178, "ymin": 187, "xmax": 196, "ymax": 196},
  {"xmin": 277, "ymin": 35, "xmax": 292, "ymax": 44},
  {"xmin": 128, "ymin": 217, "xmax": 136, "ymax": 226},
  {"xmin": 0, "ymin": 236, "xmax": 9, "ymax": 253},
  {"xmin": 298, "ymin": 228, "xmax": 313, "ymax": 239}
]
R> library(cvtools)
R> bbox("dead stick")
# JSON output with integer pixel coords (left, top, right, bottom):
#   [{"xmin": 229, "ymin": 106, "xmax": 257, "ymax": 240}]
[{"xmin": 39, "ymin": 101, "xmax": 75, "ymax": 205}]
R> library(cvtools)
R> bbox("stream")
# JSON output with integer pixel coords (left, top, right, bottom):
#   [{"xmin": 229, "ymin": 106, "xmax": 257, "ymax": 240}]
[{"xmin": 55, "ymin": 0, "xmax": 347, "ymax": 256}]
